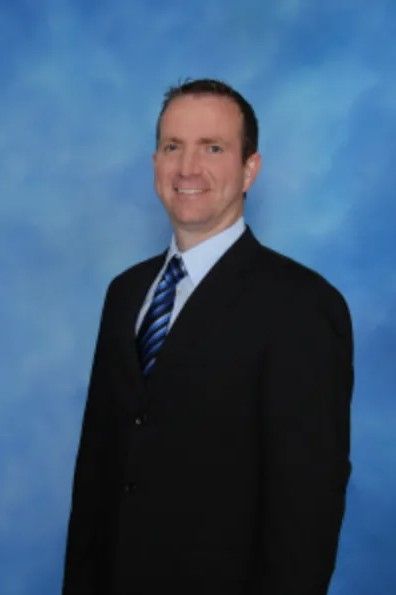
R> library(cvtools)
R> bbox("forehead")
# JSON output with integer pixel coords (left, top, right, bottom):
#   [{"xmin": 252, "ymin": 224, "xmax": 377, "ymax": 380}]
[{"xmin": 159, "ymin": 94, "xmax": 243, "ymax": 140}]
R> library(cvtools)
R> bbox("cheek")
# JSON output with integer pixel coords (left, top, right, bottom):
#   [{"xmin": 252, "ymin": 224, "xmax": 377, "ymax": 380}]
[
  {"xmin": 218, "ymin": 161, "xmax": 243, "ymax": 183},
  {"xmin": 155, "ymin": 163, "xmax": 174, "ymax": 184},
  {"xmin": 222, "ymin": 169, "xmax": 245, "ymax": 192},
  {"xmin": 154, "ymin": 169, "xmax": 167, "ymax": 191},
  {"xmin": 155, "ymin": 168, "xmax": 177, "ymax": 201}
]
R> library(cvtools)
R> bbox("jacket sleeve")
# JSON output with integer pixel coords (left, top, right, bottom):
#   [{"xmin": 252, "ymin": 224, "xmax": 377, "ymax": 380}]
[
  {"xmin": 258, "ymin": 280, "xmax": 354, "ymax": 594},
  {"xmin": 62, "ymin": 283, "xmax": 116, "ymax": 595}
]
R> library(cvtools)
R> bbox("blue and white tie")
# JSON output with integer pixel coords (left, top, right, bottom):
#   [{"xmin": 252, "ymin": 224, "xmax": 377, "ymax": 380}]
[{"xmin": 137, "ymin": 255, "xmax": 186, "ymax": 375}]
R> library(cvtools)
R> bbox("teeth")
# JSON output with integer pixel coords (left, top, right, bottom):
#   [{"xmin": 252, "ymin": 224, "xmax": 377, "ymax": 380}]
[{"xmin": 176, "ymin": 188, "xmax": 206, "ymax": 194}]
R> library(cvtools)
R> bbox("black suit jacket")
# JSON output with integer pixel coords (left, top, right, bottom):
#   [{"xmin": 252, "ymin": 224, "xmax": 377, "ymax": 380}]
[{"xmin": 62, "ymin": 228, "xmax": 353, "ymax": 595}]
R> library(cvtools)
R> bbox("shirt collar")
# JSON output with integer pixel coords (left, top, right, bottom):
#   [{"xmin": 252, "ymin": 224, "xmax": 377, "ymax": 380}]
[{"xmin": 167, "ymin": 217, "xmax": 245, "ymax": 287}]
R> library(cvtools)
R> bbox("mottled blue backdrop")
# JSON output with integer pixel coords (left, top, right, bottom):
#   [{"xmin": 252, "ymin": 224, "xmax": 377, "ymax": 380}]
[{"xmin": 1, "ymin": 1, "xmax": 395, "ymax": 593}]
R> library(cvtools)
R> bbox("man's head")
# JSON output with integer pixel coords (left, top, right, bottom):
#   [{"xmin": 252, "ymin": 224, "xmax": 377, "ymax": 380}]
[
  {"xmin": 154, "ymin": 79, "xmax": 261, "ymax": 250},
  {"xmin": 156, "ymin": 79, "xmax": 259, "ymax": 164}
]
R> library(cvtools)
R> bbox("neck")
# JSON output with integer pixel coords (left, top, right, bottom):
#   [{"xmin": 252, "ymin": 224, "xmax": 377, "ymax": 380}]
[
  {"xmin": 173, "ymin": 215, "xmax": 243, "ymax": 252},
  {"xmin": 175, "ymin": 229, "xmax": 215, "ymax": 252}
]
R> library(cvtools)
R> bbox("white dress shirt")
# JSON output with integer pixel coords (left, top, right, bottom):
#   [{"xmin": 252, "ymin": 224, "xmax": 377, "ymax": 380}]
[{"xmin": 135, "ymin": 217, "xmax": 246, "ymax": 335}]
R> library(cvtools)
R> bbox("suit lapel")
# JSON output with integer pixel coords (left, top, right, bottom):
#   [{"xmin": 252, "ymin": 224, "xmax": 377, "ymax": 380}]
[{"xmin": 145, "ymin": 227, "xmax": 262, "ymax": 383}]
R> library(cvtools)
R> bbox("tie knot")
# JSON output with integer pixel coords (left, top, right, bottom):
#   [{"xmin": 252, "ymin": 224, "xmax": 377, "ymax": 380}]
[{"xmin": 166, "ymin": 255, "xmax": 186, "ymax": 285}]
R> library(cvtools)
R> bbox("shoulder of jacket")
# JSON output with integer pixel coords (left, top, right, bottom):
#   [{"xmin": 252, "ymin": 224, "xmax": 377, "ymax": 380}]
[
  {"xmin": 253, "ymin": 242, "xmax": 353, "ymax": 344},
  {"xmin": 105, "ymin": 252, "xmax": 165, "ymax": 295},
  {"xmin": 253, "ymin": 240, "xmax": 349, "ymax": 311}
]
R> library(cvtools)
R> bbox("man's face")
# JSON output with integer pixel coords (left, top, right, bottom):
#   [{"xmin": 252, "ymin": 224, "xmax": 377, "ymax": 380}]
[{"xmin": 153, "ymin": 94, "xmax": 260, "ymax": 244}]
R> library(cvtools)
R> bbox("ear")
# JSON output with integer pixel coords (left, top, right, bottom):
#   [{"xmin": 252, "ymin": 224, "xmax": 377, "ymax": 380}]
[{"xmin": 242, "ymin": 153, "xmax": 262, "ymax": 192}]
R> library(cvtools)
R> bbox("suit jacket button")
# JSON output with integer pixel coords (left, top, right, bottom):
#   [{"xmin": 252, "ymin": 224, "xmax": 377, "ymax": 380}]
[
  {"xmin": 134, "ymin": 414, "xmax": 147, "ymax": 426},
  {"xmin": 124, "ymin": 482, "xmax": 136, "ymax": 494}
]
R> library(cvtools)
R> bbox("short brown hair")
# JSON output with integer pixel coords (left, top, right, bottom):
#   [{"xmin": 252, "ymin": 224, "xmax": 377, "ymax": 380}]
[{"xmin": 156, "ymin": 78, "xmax": 259, "ymax": 163}]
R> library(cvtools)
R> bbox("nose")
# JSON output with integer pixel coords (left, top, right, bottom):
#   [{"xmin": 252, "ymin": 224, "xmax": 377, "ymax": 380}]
[{"xmin": 178, "ymin": 147, "xmax": 201, "ymax": 176}]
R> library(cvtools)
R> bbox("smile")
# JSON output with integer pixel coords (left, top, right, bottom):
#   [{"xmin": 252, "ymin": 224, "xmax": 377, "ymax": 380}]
[{"xmin": 175, "ymin": 188, "xmax": 207, "ymax": 194}]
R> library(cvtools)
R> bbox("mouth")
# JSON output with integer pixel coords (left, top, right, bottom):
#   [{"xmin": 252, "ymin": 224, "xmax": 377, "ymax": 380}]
[{"xmin": 174, "ymin": 188, "xmax": 208, "ymax": 195}]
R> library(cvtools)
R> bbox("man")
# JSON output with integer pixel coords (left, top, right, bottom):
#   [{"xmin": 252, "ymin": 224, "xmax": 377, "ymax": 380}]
[{"xmin": 62, "ymin": 79, "xmax": 353, "ymax": 595}]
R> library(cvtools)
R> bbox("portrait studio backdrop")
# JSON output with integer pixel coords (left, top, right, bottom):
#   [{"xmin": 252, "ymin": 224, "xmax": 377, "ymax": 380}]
[{"xmin": 1, "ymin": 1, "xmax": 395, "ymax": 594}]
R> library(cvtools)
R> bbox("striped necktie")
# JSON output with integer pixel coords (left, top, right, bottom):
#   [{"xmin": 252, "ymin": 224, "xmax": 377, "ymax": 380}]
[{"xmin": 137, "ymin": 255, "xmax": 186, "ymax": 376}]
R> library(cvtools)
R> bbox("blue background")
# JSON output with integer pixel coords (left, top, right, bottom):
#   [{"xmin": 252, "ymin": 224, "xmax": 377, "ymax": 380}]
[{"xmin": 1, "ymin": 1, "xmax": 395, "ymax": 593}]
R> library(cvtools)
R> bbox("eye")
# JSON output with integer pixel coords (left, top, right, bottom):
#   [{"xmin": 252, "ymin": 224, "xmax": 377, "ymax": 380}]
[
  {"xmin": 207, "ymin": 144, "xmax": 223, "ymax": 154},
  {"xmin": 163, "ymin": 142, "xmax": 178, "ymax": 153}
]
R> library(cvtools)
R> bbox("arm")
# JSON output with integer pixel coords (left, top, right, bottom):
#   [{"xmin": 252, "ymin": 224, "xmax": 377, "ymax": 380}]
[
  {"xmin": 62, "ymin": 284, "xmax": 115, "ymax": 595},
  {"xmin": 259, "ymin": 281, "xmax": 353, "ymax": 594}
]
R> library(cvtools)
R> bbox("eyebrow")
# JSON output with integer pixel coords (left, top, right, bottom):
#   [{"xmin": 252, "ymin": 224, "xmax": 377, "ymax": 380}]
[
  {"xmin": 199, "ymin": 137, "xmax": 228, "ymax": 146},
  {"xmin": 160, "ymin": 136, "xmax": 228, "ymax": 145},
  {"xmin": 160, "ymin": 136, "xmax": 182, "ymax": 144}
]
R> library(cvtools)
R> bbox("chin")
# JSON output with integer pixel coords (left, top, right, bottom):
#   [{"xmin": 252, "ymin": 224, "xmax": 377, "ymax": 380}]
[{"xmin": 172, "ymin": 213, "xmax": 211, "ymax": 229}]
